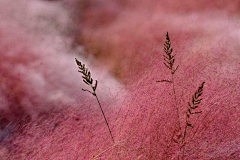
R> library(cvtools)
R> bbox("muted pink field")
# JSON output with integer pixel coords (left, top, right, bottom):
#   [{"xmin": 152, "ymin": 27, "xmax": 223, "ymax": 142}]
[{"xmin": 0, "ymin": 0, "xmax": 239, "ymax": 159}]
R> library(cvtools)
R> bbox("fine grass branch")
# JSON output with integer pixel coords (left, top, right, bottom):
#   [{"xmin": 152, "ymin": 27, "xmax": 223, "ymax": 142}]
[
  {"xmin": 182, "ymin": 82, "xmax": 205, "ymax": 145},
  {"xmin": 75, "ymin": 58, "xmax": 114, "ymax": 142},
  {"xmin": 162, "ymin": 32, "xmax": 179, "ymax": 74},
  {"xmin": 157, "ymin": 32, "xmax": 206, "ymax": 159},
  {"xmin": 157, "ymin": 32, "xmax": 181, "ymax": 140},
  {"xmin": 181, "ymin": 82, "xmax": 205, "ymax": 159}
]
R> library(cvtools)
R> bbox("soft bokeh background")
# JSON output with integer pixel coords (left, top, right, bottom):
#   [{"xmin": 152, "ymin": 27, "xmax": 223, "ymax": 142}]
[{"xmin": 0, "ymin": 0, "xmax": 239, "ymax": 159}]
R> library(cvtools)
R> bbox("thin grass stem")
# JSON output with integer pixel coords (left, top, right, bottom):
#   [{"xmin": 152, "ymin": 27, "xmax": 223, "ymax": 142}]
[
  {"xmin": 75, "ymin": 58, "xmax": 114, "ymax": 143},
  {"xmin": 95, "ymin": 94, "xmax": 114, "ymax": 142}
]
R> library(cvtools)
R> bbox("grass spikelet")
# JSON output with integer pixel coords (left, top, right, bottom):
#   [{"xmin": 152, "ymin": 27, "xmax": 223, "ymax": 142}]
[
  {"xmin": 75, "ymin": 58, "xmax": 97, "ymax": 95},
  {"xmin": 157, "ymin": 32, "xmax": 206, "ymax": 159},
  {"xmin": 75, "ymin": 58, "xmax": 114, "ymax": 142},
  {"xmin": 181, "ymin": 82, "xmax": 205, "ymax": 158},
  {"xmin": 157, "ymin": 31, "xmax": 181, "ymax": 139},
  {"xmin": 163, "ymin": 32, "xmax": 179, "ymax": 75},
  {"xmin": 156, "ymin": 32, "xmax": 183, "ymax": 160},
  {"xmin": 182, "ymin": 82, "xmax": 205, "ymax": 143}
]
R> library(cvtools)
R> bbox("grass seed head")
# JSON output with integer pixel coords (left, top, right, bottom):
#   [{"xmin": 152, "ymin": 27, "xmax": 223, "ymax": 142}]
[
  {"xmin": 75, "ymin": 58, "xmax": 98, "ymax": 95},
  {"xmin": 163, "ymin": 32, "xmax": 179, "ymax": 74}
]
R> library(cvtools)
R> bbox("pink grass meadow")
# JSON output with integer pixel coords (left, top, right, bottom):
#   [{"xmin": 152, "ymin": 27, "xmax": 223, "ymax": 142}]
[{"xmin": 0, "ymin": 0, "xmax": 240, "ymax": 159}]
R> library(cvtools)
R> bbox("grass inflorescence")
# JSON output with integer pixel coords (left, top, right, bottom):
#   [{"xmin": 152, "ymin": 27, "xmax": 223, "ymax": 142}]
[
  {"xmin": 75, "ymin": 58, "xmax": 114, "ymax": 143},
  {"xmin": 181, "ymin": 81, "xmax": 205, "ymax": 157},
  {"xmin": 74, "ymin": 32, "xmax": 206, "ymax": 159},
  {"xmin": 157, "ymin": 32, "xmax": 181, "ymax": 146},
  {"xmin": 157, "ymin": 32, "xmax": 206, "ymax": 159}
]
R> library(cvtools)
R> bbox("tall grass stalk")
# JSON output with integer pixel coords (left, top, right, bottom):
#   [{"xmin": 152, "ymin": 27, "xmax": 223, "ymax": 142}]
[
  {"xmin": 181, "ymin": 82, "xmax": 205, "ymax": 158},
  {"xmin": 157, "ymin": 32, "xmax": 205, "ymax": 159},
  {"xmin": 75, "ymin": 58, "xmax": 114, "ymax": 143},
  {"xmin": 157, "ymin": 32, "xmax": 181, "ymax": 145}
]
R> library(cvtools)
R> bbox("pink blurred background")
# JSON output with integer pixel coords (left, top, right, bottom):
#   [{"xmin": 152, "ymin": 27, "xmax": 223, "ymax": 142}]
[{"xmin": 0, "ymin": 0, "xmax": 239, "ymax": 159}]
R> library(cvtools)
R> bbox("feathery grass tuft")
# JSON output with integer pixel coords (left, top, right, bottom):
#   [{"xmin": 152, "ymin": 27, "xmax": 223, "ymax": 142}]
[
  {"xmin": 163, "ymin": 32, "xmax": 179, "ymax": 74},
  {"xmin": 157, "ymin": 32, "xmax": 206, "ymax": 159},
  {"xmin": 181, "ymin": 82, "xmax": 205, "ymax": 159},
  {"xmin": 75, "ymin": 58, "xmax": 98, "ymax": 95},
  {"xmin": 156, "ymin": 32, "xmax": 179, "ymax": 83},
  {"xmin": 75, "ymin": 58, "xmax": 114, "ymax": 142},
  {"xmin": 157, "ymin": 31, "xmax": 181, "ymax": 139},
  {"xmin": 182, "ymin": 82, "xmax": 205, "ymax": 144}
]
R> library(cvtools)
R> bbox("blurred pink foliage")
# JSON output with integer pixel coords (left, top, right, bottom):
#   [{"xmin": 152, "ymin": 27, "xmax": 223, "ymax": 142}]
[{"xmin": 0, "ymin": 0, "xmax": 239, "ymax": 159}]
